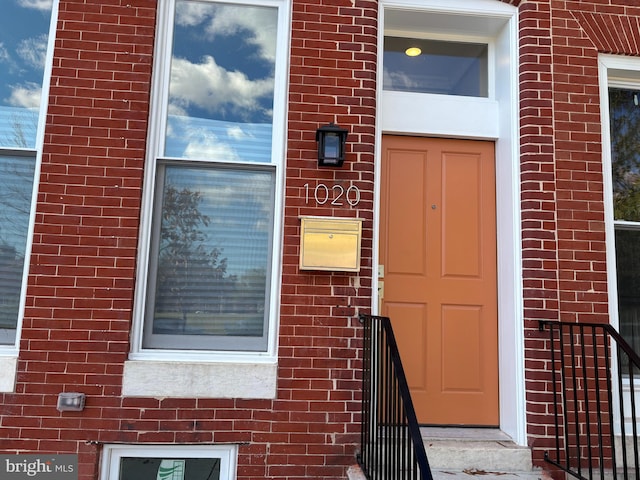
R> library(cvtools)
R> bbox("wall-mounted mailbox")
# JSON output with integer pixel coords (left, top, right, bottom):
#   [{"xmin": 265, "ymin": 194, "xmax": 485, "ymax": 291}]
[{"xmin": 299, "ymin": 216, "xmax": 363, "ymax": 272}]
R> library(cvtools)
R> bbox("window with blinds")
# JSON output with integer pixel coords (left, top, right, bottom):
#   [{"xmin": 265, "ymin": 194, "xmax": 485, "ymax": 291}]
[
  {"xmin": 0, "ymin": 1, "xmax": 54, "ymax": 345},
  {"xmin": 137, "ymin": 0, "xmax": 286, "ymax": 352},
  {"xmin": 609, "ymin": 87, "xmax": 640, "ymax": 362}
]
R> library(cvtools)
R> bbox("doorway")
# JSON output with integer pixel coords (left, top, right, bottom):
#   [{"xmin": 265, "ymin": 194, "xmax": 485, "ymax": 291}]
[{"xmin": 379, "ymin": 135, "xmax": 499, "ymax": 425}]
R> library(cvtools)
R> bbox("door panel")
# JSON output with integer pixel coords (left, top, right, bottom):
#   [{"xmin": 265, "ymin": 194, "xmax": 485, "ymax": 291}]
[
  {"xmin": 441, "ymin": 305, "xmax": 483, "ymax": 391},
  {"xmin": 386, "ymin": 302, "xmax": 429, "ymax": 395},
  {"xmin": 442, "ymin": 151, "xmax": 482, "ymax": 277},
  {"xmin": 380, "ymin": 135, "xmax": 498, "ymax": 426},
  {"xmin": 385, "ymin": 147, "xmax": 427, "ymax": 276}
]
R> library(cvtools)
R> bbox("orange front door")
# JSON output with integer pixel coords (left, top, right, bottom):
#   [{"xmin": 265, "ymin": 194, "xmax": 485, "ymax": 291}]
[{"xmin": 379, "ymin": 135, "xmax": 499, "ymax": 426}]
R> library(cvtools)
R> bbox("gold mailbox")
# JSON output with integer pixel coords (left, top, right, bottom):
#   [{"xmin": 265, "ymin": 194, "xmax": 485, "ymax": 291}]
[{"xmin": 299, "ymin": 216, "xmax": 363, "ymax": 272}]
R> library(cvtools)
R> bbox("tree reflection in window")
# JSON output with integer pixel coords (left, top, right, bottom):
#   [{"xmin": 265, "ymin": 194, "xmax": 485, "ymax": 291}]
[
  {"xmin": 609, "ymin": 87, "xmax": 640, "ymax": 369},
  {"xmin": 609, "ymin": 88, "xmax": 640, "ymax": 221},
  {"xmin": 0, "ymin": 0, "xmax": 53, "ymax": 344},
  {"xmin": 145, "ymin": 164, "xmax": 272, "ymax": 350}
]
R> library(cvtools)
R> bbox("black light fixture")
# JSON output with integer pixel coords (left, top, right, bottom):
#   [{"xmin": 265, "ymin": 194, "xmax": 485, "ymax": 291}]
[{"xmin": 316, "ymin": 123, "xmax": 348, "ymax": 167}]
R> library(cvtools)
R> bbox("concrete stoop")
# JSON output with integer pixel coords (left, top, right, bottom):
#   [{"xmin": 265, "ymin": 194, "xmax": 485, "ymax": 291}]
[
  {"xmin": 348, "ymin": 466, "xmax": 551, "ymax": 480},
  {"xmin": 430, "ymin": 469, "xmax": 552, "ymax": 480},
  {"xmin": 424, "ymin": 428, "xmax": 551, "ymax": 480},
  {"xmin": 422, "ymin": 427, "xmax": 532, "ymax": 471},
  {"xmin": 348, "ymin": 428, "xmax": 553, "ymax": 480}
]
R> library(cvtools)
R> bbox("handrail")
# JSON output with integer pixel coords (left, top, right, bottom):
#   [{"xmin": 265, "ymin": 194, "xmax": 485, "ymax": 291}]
[
  {"xmin": 539, "ymin": 320, "xmax": 640, "ymax": 480},
  {"xmin": 357, "ymin": 314, "xmax": 433, "ymax": 480}
]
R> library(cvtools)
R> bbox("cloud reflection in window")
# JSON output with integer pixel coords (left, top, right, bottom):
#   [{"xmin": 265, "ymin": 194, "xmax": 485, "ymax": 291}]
[
  {"xmin": 164, "ymin": 1, "xmax": 277, "ymax": 162},
  {"xmin": 0, "ymin": 0, "xmax": 52, "ymax": 148}
]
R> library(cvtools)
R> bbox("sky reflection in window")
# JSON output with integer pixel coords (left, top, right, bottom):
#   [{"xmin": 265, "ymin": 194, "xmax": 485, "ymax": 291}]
[
  {"xmin": 0, "ymin": 0, "xmax": 52, "ymax": 149},
  {"xmin": 164, "ymin": 1, "xmax": 277, "ymax": 163}
]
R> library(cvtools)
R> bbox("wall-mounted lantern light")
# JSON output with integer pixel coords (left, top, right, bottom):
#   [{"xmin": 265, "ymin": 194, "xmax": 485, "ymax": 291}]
[{"xmin": 316, "ymin": 123, "xmax": 348, "ymax": 167}]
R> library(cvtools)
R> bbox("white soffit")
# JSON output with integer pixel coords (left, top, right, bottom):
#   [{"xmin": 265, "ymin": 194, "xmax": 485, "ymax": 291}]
[{"xmin": 384, "ymin": 8, "xmax": 511, "ymax": 38}]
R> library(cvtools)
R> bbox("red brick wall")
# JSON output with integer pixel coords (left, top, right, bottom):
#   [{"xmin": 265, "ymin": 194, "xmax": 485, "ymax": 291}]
[
  {"xmin": 518, "ymin": 0, "xmax": 562, "ymax": 465},
  {"xmin": 4, "ymin": 0, "xmax": 640, "ymax": 478},
  {"xmin": 1, "ymin": 0, "xmax": 377, "ymax": 479},
  {"xmin": 2, "ymin": 0, "xmax": 157, "ymax": 475},
  {"xmin": 519, "ymin": 0, "xmax": 640, "ymax": 469}
]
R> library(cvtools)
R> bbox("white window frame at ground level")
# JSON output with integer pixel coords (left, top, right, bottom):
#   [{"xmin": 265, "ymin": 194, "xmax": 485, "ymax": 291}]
[{"xmin": 100, "ymin": 445, "xmax": 238, "ymax": 480}]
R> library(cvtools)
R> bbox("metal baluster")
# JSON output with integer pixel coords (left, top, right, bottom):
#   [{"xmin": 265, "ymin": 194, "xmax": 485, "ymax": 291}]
[
  {"xmin": 580, "ymin": 325, "xmax": 594, "ymax": 479},
  {"xmin": 591, "ymin": 327, "xmax": 606, "ymax": 480},
  {"xmin": 603, "ymin": 330, "xmax": 618, "ymax": 480},
  {"xmin": 618, "ymin": 342, "xmax": 630, "ymax": 480},
  {"xmin": 547, "ymin": 322, "xmax": 562, "ymax": 465},
  {"xmin": 628, "ymin": 349, "xmax": 639, "ymax": 480}
]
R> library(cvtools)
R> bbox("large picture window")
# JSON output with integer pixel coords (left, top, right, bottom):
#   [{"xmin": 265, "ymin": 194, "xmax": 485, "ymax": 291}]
[
  {"xmin": 136, "ymin": 0, "xmax": 286, "ymax": 353},
  {"xmin": 608, "ymin": 87, "xmax": 640, "ymax": 357},
  {"xmin": 0, "ymin": 1, "xmax": 54, "ymax": 346}
]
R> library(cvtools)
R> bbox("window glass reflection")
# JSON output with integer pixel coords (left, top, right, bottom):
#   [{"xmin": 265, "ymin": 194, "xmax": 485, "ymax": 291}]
[
  {"xmin": 0, "ymin": 0, "xmax": 52, "ymax": 149},
  {"xmin": 0, "ymin": 156, "xmax": 35, "ymax": 344},
  {"xmin": 383, "ymin": 37, "xmax": 488, "ymax": 97},
  {"xmin": 0, "ymin": 0, "xmax": 52, "ymax": 345},
  {"xmin": 119, "ymin": 458, "xmax": 221, "ymax": 480},
  {"xmin": 165, "ymin": 1, "xmax": 277, "ymax": 162},
  {"xmin": 609, "ymin": 88, "xmax": 640, "ymax": 221},
  {"xmin": 610, "ymin": 87, "xmax": 640, "ymax": 372},
  {"xmin": 615, "ymin": 229, "xmax": 640, "ymax": 364},
  {"xmin": 145, "ymin": 163, "xmax": 274, "ymax": 350}
]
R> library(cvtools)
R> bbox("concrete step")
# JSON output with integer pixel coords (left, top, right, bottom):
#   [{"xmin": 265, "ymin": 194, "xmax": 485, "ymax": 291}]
[
  {"xmin": 349, "ymin": 428, "xmax": 550, "ymax": 480},
  {"xmin": 431, "ymin": 469, "xmax": 552, "ymax": 480},
  {"xmin": 349, "ymin": 465, "xmax": 552, "ymax": 480},
  {"xmin": 421, "ymin": 427, "xmax": 533, "ymax": 472}
]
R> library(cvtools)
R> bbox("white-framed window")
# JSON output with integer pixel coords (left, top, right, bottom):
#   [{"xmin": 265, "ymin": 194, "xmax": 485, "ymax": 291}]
[
  {"xmin": 132, "ymin": 0, "xmax": 287, "ymax": 358},
  {"xmin": 600, "ymin": 55, "xmax": 640, "ymax": 356},
  {"xmin": 599, "ymin": 54, "xmax": 640, "ymax": 435},
  {"xmin": 0, "ymin": 0, "xmax": 57, "ymax": 350},
  {"xmin": 100, "ymin": 445, "xmax": 237, "ymax": 480},
  {"xmin": 608, "ymin": 86, "xmax": 640, "ymax": 356},
  {"xmin": 383, "ymin": 36, "xmax": 489, "ymax": 97}
]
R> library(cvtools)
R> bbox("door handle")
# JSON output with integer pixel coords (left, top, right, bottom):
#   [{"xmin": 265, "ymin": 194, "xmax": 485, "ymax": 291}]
[{"xmin": 378, "ymin": 265, "xmax": 384, "ymax": 313}]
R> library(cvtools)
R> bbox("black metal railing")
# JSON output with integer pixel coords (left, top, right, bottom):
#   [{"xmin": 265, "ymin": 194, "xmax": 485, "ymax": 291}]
[
  {"xmin": 540, "ymin": 320, "xmax": 640, "ymax": 480},
  {"xmin": 357, "ymin": 314, "xmax": 432, "ymax": 480}
]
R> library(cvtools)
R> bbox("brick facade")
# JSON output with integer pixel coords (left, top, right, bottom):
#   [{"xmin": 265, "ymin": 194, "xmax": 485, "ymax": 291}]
[
  {"xmin": 519, "ymin": 0, "xmax": 640, "ymax": 465},
  {"xmin": 1, "ymin": 0, "xmax": 640, "ymax": 478}
]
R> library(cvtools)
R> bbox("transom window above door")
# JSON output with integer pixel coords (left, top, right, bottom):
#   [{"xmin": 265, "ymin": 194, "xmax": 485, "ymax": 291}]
[{"xmin": 383, "ymin": 36, "xmax": 488, "ymax": 97}]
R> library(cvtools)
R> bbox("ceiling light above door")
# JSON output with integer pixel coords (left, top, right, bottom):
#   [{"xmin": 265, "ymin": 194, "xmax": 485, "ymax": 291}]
[{"xmin": 405, "ymin": 46, "xmax": 421, "ymax": 56}]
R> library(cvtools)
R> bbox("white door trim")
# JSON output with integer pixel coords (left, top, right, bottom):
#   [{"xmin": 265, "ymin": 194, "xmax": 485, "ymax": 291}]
[{"xmin": 373, "ymin": 0, "xmax": 525, "ymax": 445}]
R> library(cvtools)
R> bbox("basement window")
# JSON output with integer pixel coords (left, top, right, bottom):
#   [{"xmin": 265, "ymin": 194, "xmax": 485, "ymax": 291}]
[{"xmin": 100, "ymin": 445, "xmax": 237, "ymax": 480}]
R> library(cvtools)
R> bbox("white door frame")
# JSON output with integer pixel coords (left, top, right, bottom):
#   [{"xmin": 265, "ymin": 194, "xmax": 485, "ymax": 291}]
[{"xmin": 373, "ymin": 0, "xmax": 525, "ymax": 445}]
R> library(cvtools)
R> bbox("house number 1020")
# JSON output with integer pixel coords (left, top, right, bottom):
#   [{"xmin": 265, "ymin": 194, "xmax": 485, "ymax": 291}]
[{"xmin": 303, "ymin": 183, "xmax": 361, "ymax": 207}]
